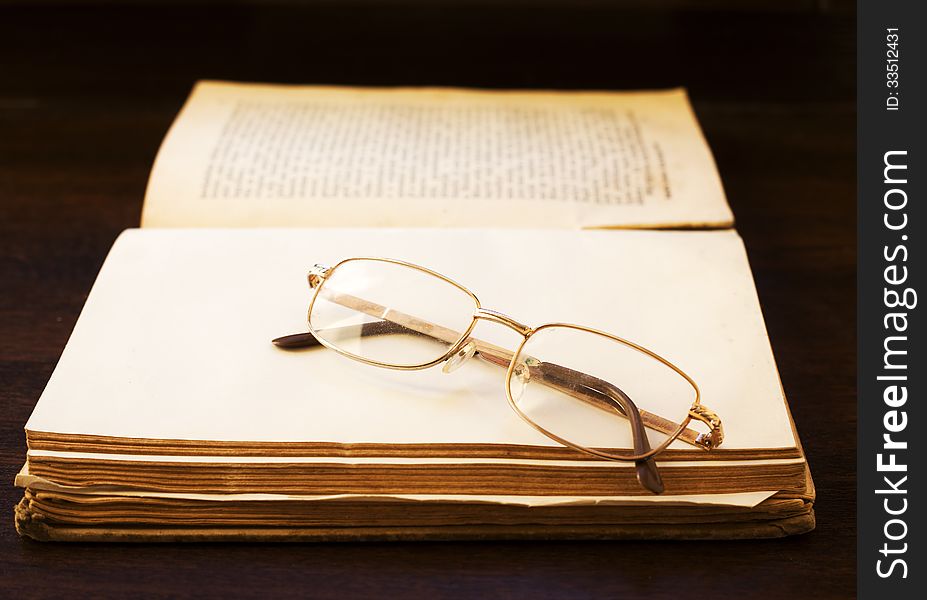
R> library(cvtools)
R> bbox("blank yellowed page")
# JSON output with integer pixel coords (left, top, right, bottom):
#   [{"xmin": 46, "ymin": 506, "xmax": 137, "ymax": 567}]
[
  {"xmin": 26, "ymin": 228, "xmax": 793, "ymax": 453},
  {"xmin": 16, "ymin": 468, "xmax": 778, "ymax": 509}
]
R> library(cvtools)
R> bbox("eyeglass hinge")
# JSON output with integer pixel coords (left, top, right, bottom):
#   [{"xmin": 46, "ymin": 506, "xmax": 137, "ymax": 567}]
[
  {"xmin": 307, "ymin": 264, "xmax": 330, "ymax": 289},
  {"xmin": 688, "ymin": 404, "xmax": 724, "ymax": 450}
]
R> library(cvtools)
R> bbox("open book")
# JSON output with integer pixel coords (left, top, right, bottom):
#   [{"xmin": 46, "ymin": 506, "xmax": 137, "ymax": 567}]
[{"xmin": 15, "ymin": 82, "xmax": 812, "ymax": 541}]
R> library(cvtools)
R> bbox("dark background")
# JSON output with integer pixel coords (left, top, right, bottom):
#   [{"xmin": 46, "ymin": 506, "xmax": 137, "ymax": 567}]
[{"xmin": 0, "ymin": 1, "xmax": 855, "ymax": 597}]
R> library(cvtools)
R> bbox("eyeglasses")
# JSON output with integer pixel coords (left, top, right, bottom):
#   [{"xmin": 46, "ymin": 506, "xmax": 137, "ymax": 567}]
[{"xmin": 273, "ymin": 257, "xmax": 723, "ymax": 494}]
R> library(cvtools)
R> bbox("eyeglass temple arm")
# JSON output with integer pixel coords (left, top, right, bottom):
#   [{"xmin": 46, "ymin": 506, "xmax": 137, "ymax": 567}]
[
  {"xmin": 526, "ymin": 360, "xmax": 663, "ymax": 492},
  {"xmin": 273, "ymin": 324, "xmax": 666, "ymax": 492},
  {"xmin": 317, "ymin": 289, "xmax": 720, "ymax": 450},
  {"xmin": 273, "ymin": 326, "xmax": 651, "ymax": 431},
  {"xmin": 272, "ymin": 322, "xmax": 422, "ymax": 349},
  {"xmin": 474, "ymin": 350, "xmax": 711, "ymax": 449},
  {"xmin": 272, "ymin": 318, "xmax": 713, "ymax": 451}
]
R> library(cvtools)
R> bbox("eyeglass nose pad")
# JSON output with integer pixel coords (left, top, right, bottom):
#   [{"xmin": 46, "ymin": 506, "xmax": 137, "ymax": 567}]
[
  {"xmin": 510, "ymin": 358, "xmax": 536, "ymax": 398},
  {"xmin": 442, "ymin": 340, "xmax": 477, "ymax": 374}
]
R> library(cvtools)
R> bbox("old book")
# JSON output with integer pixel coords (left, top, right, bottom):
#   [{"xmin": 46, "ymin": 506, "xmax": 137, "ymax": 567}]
[
  {"xmin": 15, "ymin": 82, "xmax": 813, "ymax": 540},
  {"xmin": 16, "ymin": 228, "xmax": 813, "ymax": 540}
]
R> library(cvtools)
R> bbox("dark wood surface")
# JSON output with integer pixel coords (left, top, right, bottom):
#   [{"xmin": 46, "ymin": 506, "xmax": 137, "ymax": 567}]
[{"xmin": 0, "ymin": 2, "xmax": 855, "ymax": 598}]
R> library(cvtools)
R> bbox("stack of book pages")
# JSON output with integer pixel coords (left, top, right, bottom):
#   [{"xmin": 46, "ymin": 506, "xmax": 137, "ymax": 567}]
[{"xmin": 15, "ymin": 83, "xmax": 814, "ymax": 541}]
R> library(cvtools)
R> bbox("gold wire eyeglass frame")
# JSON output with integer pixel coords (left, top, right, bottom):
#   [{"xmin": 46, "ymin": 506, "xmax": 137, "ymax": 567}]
[{"xmin": 273, "ymin": 257, "xmax": 724, "ymax": 494}]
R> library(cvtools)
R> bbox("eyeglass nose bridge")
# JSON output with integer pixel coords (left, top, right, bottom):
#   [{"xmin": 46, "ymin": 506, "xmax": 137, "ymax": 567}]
[{"xmin": 473, "ymin": 308, "xmax": 533, "ymax": 337}]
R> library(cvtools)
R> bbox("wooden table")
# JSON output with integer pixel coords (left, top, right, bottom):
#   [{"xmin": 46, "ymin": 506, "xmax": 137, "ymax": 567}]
[{"xmin": 0, "ymin": 3, "xmax": 855, "ymax": 597}]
